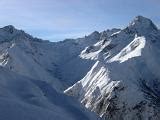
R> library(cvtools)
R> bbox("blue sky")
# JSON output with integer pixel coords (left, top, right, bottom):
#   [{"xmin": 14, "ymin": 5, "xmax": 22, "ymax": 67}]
[{"xmin": 0, "ymin": 0, "xmax": 159, "ymax": 41}]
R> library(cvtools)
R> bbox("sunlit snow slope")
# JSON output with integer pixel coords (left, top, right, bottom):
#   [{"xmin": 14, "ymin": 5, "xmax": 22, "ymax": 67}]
[
  {"xmin": 0, "ymin": 25, "xmax": 100, "ymax": 120},
  {"xmin": 1, "ymin": 16, "xmax": 160, "ymax": 120},
  {"xmin": 65, "ymin": 16, "xmax": 160, "ymax": 120}
]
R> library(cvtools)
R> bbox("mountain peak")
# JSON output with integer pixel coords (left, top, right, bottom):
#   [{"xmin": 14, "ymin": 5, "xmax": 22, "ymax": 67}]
[
  {"xmin": 130, "ymin": 16, "xmax": 153, "ymax": 25},
  {"xmin": 2, "ymin": 25, "xmax": 17, "ymax": 34},
  {"xmin": 0, "ymin": 25, "xmax": 35, "ymax": 43},
  {"xmin": 127, "ymin": 16, "xmax": 158, "ymax": 34},
  {"xmin": 91, "ymin": 31, "xmax": 100, "ymax": 36},
  {"xmin": 87, "ymin": 31, "xmax": 100, "ymax": 39},
  {"xmin": 4, "ymin": 25, "xmax": 15, "ymax": 29},
  {"xmin": 134, "ymin": 15, "xmax": 149, "ymax": 21}
]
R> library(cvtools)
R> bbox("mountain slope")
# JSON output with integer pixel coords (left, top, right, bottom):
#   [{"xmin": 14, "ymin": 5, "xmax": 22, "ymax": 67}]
[
  {"xmin": 0, "ymin": 26, "xmax": 100, "ymax": 120},
  {"xmin": 0, "ymin": 65, "xmax": 99, "ymax": 120},
  {"xmin": 65, "ymin": 16, "xmax": 160, "ymax": 120},
  {"xmin": 1, "ymin": 16, "xmax": 160, "ymax": 120}
]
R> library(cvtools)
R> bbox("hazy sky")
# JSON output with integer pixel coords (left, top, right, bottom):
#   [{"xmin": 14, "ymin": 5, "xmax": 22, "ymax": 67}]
[{"xmin": 0, "ymin": 0, "xmax": 159, "ymax": 41}]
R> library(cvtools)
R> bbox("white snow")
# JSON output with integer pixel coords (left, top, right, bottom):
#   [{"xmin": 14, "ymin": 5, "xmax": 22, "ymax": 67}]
[
  {"xmin": 65, "ymin": 16, "xmax": 160, "ymax": 119},
  {"xmin": 109, "ymin": 36, "xmax": 146, "ymax": 63},
  {"xmin": 0, "ymin": 16, "xmax": 160, "ymax": 120},
  {"xmin": 0, "ymin": 25, "xmax": 100, "ymax": 120}
]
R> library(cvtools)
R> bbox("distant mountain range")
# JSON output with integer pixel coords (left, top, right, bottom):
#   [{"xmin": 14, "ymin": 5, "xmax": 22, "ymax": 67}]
[{"xmin": 0, "ymin": 16, "xmax": 160, "ymax": 120}]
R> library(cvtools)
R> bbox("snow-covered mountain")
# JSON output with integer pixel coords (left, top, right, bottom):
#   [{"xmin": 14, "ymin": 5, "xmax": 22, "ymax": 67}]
[
  {"xmin": 0, "ymin": 16, "xmax": 160, "ymax": 120},
  {"xmin": 0, "ymin": 25, "xmax": 100, "ymax": 120},
  {"xmin": 65, "ymin": 16, "xmax": 160, "ymax": 120}
]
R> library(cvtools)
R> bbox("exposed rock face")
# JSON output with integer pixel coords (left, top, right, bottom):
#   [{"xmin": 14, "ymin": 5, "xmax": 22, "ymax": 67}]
[
  {"xmin": 0, "ymin": 16, "xmax": 160, "ymax": 120},
  {"xmin": 0, "ymin": 25, "xmax": 102, "ymax": 119},
  {"xmin": 65, "ymin": 16, "xmax": 160, "ymax": 120}
]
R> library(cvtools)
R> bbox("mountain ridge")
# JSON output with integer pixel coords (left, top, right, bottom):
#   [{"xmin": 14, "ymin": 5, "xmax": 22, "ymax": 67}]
[
  {"xmin": 64, "ymin": 16, "xmax": 160, "ymax": 120},
  {"xmin": 0, "ymin": 15, "xmax": 160, "ymax": 120}
]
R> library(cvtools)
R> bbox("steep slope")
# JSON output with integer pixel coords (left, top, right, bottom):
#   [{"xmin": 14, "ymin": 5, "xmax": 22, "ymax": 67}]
[
  {"xmin": 65, "ymin": 16, "xmax": 160, "ymax": 120},
  {"xmin": 59, "ymin": 29, "xmax": 120, "ymax": 86},
  {"xmin": 1, "ymin": 16, "xmax": 159, "ymax": 120},
  {"xmin": 0, "ymin": 25, "xmax": 119, "ymax": 89},
  {"xmin": 0, "ymin": 25, "xmax": 93, "ymax": 90},
  {"xmin": 0, "ymin": 26, "xmax": 101, "ymax": 120},
  {"xmin": 0, "ymin": 66, "xmax": 99, "ymax": 120}
]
